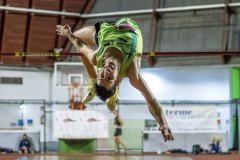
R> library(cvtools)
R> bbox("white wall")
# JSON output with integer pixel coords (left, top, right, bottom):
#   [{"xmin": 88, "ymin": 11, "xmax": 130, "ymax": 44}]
[
  {"xmin": 0, "ymin": 69, "xmax": 51, "ymax": 100},
  {"xmin": 119, "ymin": 65, "xmax": 232, "ymax": 148},
  {"xmin": 0, "ymin": 104, "xmax": 21, "ymax": 128},
  {"xmin": 51, "ymin": 65, "xmax": 231, "ymax": 104},
  {"xmin": 0, "ymin": 68, "xmax": 51, "ymax": 144},
  {"xmin": 120, "ymin": 66, "xmax": 231, "ymax": 101},
  {"xmin": 0, "ymin": 65, "xmax": 233, "ymax": 148},
  {"xmin": 0, "ymin": 103, "xmax": 44, "ymax": 144}
]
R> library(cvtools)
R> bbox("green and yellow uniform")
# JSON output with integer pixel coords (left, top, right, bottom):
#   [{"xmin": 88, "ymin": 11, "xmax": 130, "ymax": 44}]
[
  {"xmin": 95, "ymin": 18, "xmax": 143, "ymax": 77},
  {"xmin": 83, "ymin": 18, "xmax": 142, "ymax": 111}
]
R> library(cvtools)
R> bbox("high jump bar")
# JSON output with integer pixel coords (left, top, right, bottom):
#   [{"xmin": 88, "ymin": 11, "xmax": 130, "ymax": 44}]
[{"xmin": 0, "ymin": 51, "xmax": 240, "ymax": 57}]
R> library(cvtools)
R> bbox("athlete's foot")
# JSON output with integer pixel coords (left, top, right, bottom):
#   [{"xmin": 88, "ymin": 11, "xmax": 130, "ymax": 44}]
[
  {"xmin": 113, "ymin": 149, "xmax": 120, "ymax": 154},
  {"xmin": 124, "ymin": 149, "xmax": 129, "ymax": 154},
  {"xmin": 82, "ymin": 79, "xmax": 96, "ymax": 103}
]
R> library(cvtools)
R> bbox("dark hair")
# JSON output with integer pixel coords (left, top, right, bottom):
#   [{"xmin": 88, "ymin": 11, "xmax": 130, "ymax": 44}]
[{"xmin": 94, "ymin": 83, "xmax": 116, "ymax": 102}]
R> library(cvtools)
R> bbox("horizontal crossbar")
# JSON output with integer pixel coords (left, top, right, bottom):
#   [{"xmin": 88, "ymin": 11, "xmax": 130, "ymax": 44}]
[{"xmin": 0, "ymin": 51, "xmax": 240, "ymax": 57}]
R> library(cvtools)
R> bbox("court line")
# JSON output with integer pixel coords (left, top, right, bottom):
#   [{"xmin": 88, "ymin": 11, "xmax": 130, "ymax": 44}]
[{"xmin": 132, "ymin": 155, "xmax": 140, "ymax": 160}]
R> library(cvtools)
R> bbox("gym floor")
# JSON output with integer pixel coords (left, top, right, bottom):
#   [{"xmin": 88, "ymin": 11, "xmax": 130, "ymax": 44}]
[{"xmin": 0, "ymin": 152, "xmax": 239, "ymax": 160}]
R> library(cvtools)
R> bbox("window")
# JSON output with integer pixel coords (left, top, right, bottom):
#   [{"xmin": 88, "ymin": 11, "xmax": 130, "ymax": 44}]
[{"xmin": 0, "ymin": 77, "xmax": 23, "ymax": 85}]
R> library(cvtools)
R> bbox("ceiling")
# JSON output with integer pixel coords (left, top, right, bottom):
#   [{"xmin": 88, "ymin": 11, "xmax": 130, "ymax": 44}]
[
  {"xmin": 0, "ymin": 0, "xmax": 239, "ymax": 68},
  {"xmin": 0, "ymin": 0, "xmax": 96, "ymax": 67}
]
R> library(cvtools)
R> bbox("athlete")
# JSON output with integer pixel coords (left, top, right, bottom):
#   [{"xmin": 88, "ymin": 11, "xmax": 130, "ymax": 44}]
[
  {"xmin": 56, "ymin": 18, "xmax": 174, "ymax": 141},
  {"xmin": 114, "ymin": 111, "xmax": 128, "ymax": 153}
]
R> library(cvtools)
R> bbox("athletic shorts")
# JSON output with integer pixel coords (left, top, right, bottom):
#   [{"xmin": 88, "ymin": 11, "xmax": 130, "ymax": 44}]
[{"xmin": 114, "ymin": 128, "xmax": 122, "ymax": 136}]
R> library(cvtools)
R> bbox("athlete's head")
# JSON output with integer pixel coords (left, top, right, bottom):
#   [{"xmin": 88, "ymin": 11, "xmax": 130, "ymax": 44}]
[
  {"xmin": 97, "ymin": 57, "xmax": 119, "ymax": 88},
  {"xmin": 96, "ymin": 57, "xmax": 119, "ymax": 101},
  {"xmin": 94, "ymin": 83, "xmax": 117, "ymax": 102}
]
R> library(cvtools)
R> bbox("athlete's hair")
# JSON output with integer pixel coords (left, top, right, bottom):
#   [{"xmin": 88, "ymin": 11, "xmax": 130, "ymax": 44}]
[{"xmin": 94, "ymin": 83, "xmax": 116, "ymax": 102}]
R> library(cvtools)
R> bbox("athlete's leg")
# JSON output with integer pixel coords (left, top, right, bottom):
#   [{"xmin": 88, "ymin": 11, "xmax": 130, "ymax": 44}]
[
  {"xmin": 118, "ymin": 136, "xmax": 127, "ymax": 150},
  {"xmin": 114, "ymin": 136, "xmax": 120, "ymax": 152}
]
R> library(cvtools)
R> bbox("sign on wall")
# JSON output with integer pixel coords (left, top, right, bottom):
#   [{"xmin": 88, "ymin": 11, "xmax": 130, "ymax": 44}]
[
  {"xmin": 165, "ymin": 106, "xmax": 217, "ymax": 131},
  {"xmin": 53, "ymin": 110, "xmax": 108, "ymax": 138}
]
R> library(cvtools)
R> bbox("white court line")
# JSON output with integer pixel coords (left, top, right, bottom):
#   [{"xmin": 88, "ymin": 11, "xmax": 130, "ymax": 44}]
[{"xmin": 132, "ymin": 156, "xmax": 140, "ymax": 160}]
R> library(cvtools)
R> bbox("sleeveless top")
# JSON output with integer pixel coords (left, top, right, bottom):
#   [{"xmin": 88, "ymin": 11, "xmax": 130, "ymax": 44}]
[{"xmin": 95, "ymin": 18, "xmax": 143, "ymax": 77}]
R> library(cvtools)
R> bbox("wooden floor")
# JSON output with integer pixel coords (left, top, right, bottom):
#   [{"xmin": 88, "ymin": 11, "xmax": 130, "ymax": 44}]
[{"xmin": 0, "ymin": 152, "xmax": 239, "ymax": 160}]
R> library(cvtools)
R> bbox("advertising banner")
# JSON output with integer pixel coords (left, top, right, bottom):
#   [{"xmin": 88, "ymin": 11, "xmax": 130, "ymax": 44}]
[
  {"xmin": 165, "ymin": 106, "xmax": 217, "ymax": 131},
  {"xmin": 54, "ymin": 110, "xmax": 108, "ymax": 138}
]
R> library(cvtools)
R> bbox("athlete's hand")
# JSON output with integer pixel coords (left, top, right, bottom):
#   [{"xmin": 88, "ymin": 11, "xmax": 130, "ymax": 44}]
[
  {"xmin": 159, "ymin": 125, "xmax": 174, "ymax": 142},
  {"xmin": 56, "ymin": 24, "xmax": 72, "ymax": 37}
]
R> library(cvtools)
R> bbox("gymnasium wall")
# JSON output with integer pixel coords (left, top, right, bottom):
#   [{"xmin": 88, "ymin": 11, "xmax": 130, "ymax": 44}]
[
  {"xmin": 0, "ymin": 65, "xmax": 233, "ymax": 151},
  {"xmin": 0, "ymin": 69, "xmax": 51, "ymax": 100},
  {"xmin": 121, "ymin": 66, "xmax": 230, "ymax": 101}
]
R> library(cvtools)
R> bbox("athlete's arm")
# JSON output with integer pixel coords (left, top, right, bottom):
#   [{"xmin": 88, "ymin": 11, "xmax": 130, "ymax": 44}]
[
  {"xmin": 56, "ymin": 24, "xmax": 97, "ymax": 79},
  {"xmin": 127, "ymin": 56, "xmax": 174, "ymax": 141},
  {"xmin": 56, "ymin": 25, "xmax": 97, "ymax": 65}
]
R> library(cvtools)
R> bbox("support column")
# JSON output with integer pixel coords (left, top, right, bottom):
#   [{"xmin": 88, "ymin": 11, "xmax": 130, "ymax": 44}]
[
  {"xmin": 63, "ymin": 0, "xmax": 96, "ymax": 52},
  {"xmin": 148, "ymin": 0, "xmax": 160, "ymax": 67},
  {"xmin": 222, "ymin": 0, "xmax": 231, "ymax": 64},
  {"xmin": 231, "ymin": 67, "xmax": 239, "ymax": 150}
]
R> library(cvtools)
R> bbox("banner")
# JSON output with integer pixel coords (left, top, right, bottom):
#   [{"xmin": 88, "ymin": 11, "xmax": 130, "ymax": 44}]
[
  {"xmin": 53, "ymin": 110, "xmax": 108, "ymax": 138},
  {"xmin": 165, "ymin": 105, "xmax": 217, "ymax": 131}
]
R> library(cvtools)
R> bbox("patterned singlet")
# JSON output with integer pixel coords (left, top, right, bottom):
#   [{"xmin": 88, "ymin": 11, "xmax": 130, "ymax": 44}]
[{"xmin": 95, "ymin": 18, "xmax": 143, "ymax": 77}]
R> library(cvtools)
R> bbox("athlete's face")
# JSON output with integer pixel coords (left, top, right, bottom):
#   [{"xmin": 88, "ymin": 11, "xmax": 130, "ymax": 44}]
[{"xmin": 97, "ymin": 59, "xmax": 118, "ymax": 89}]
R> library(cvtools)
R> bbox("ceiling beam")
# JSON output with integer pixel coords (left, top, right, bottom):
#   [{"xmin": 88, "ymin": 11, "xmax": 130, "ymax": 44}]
[
  {"xmin": 52, "ymin": 0, "xmax": 65, "ymax": 62},
  {"xmin": 0, "ymin": 0, "xmax": 7, "ymax": 64},
  {"xmin": 54, "ymin": 0, "xmax": 65, "ymax": 49},
  {"xmin": 23, "ymin": 0, "xmax": 34, "ymax": 65},
  {"xmin": 0, "ymin": 0, "xmax": 7, "ymax": 54},
  {"xmin": 63, "ymin": 0, "xmax": 96, "ymax": 52},
  {"xmin": 1, "ymin": 51, "xmax": 240, "ymax": 57},
  {"xmin": 148, "ymin": 0, "xmax": 160, "ymax": 67},
  {"xmin": 24, "ymin": 0, "xmax": 33, "ymax": 52},
  {"xmin": 1, "ymin": 3, "xmax": 240, "ymax": 17},
  {"xmin": 221, "ymin": 0, "xmax": 231, "ymax": 64}
]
